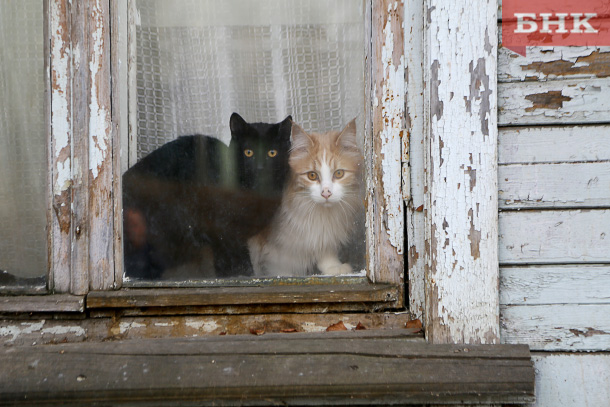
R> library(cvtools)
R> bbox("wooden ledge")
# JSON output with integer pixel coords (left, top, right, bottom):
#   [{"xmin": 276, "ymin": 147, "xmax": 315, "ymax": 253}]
[
  {"xmin": 0, "ymin": 295, "xmax": 85, "ymax": 313},
  {"xmin": 86, "ymin": 284, "xmax": 399, "ymax": 309},
  {"xmin": 1, "ymin": 330, "xmax": 535, "ymax": 406}
]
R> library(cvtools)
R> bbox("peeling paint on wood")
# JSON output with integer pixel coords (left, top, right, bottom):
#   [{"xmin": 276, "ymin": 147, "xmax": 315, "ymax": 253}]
[
  {"xmin": 499, "ymin": 78, "xmax": 610, "ymax": 125},
  {"xmin": 502, "ymin": 304, "xmax": 610, "ymax": 351},
  {"xmin": 50, "ymin": 0, "xmax": 73, "ymax": 293},
  {"xmin": 0, "ymin": 313, "xmax": 412, "ymax": 346},
  {"xmin": 425, "ymin": 0, "xmax": 499, "ymax": 345},
  {"xmin": 368, "ymin": 0, "xmax": 404, "ymax": 298},
  {"xmin": 88, "ymin": 0, "xmax": 115, "ymax": 291}
]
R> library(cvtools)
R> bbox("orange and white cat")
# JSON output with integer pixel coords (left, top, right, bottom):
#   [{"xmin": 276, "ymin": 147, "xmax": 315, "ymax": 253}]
[{"xmin": 248, "ymin": 119, "xmax": 363, "ymax": 276}]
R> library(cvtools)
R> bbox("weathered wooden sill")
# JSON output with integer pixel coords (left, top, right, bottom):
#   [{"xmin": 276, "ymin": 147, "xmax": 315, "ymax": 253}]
[
  {"xmin": 1, "ymin": 329, "xmax": 535, "ymax": 406},
  {"xmin": 0, "ymin": 294, "xmax": 85, "ymax": 313},
  {"xmin": 86, "ymin": 283, "xmax": 400, "ymax": 315}
]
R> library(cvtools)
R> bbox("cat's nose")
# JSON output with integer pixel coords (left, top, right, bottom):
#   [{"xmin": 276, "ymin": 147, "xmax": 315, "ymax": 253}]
[{"xmin": 321, "ymin": 188, "xmax": 332, "ymax": 199}]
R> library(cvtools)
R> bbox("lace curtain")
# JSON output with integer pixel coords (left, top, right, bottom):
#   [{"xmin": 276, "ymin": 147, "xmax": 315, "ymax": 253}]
[
  {"xmin": 0, "ymin": 0, "xmax": 46, "ymax": 280},
  {"xmin": 134, "ymin": 0, "xmax": 365, "ymax": 160}
]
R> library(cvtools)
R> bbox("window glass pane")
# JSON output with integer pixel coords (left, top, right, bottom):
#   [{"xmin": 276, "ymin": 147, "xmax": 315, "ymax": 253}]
[
  {"xmin": 124, "ymin": 0, "xmax": 365, "ymax": 282},
  {"xmin": 0, "ymin": 0, "xmax": 47, "ymax": 287}
]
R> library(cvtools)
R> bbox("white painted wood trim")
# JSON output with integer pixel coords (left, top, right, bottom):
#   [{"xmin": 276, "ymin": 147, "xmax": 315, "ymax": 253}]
[
  {"xmin": 424, "ymin": 0, "xmax": 499, "ymax": 344},
  {"xmin": 404, "ymin": 0, "xmax": 426, "ymax": 320}
]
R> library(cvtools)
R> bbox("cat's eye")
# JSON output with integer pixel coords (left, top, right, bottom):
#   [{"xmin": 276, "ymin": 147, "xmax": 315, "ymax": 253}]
[
  {"xmin": 334, "ymin": 169, "xmax": 345, "ymax": 179},
  {"xmin": 267, "ymin": 150, "xmax": 277, "ymax": 158},
  {"xmin": 307, "ymin": 172, "xmax": 318, "ymax": 181},
  {"xmin": 244, "ymin": 149, "xmax": 254, "ymax": 157}
]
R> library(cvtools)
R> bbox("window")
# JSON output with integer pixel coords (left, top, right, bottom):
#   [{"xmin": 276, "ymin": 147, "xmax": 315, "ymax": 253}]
[
  {"xmin": 0, "ymin": 0, "xmax": 47, "ymax": 293},
  {"xmin": 120, "ymin": 0, "xmax": 369, "ymax": 284}
]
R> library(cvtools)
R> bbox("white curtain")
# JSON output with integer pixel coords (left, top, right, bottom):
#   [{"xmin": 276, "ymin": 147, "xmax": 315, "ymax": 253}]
[
  {"xmin": 0, "ymin": 0, "xmax": 46, "ymax": 279},
  {"xmin": 134, "ymin": 0, "xmax": 365, "ymax": 159}
]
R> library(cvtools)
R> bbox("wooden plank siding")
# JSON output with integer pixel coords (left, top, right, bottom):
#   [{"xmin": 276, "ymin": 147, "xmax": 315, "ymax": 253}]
[{"xmin": 497, "ymin": 0, "xmax": 610, "ymax": 370}]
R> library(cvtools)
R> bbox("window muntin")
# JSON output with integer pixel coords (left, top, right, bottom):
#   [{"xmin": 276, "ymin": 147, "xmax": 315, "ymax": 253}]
[
  {"xmin": 122, "ymin": 0, "xmax": 366, "ymax": 283},
  {"xmin": 0, "ymin": 0, "xmax": 46, "ymax": 289}
]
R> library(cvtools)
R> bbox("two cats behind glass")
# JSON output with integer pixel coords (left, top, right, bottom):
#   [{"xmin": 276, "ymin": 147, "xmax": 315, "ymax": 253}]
[{"xmin": 123, "ymin": 113, "xmax": 363, "ymax": 280}]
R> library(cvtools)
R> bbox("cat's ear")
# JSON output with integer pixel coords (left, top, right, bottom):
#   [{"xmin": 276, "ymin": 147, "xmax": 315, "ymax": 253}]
[
  {"xmin": 230, "ymin": 113, "xmax": 248, "ymax": 134},
  {"xmin": 336, "ymin": 118, "xmax": 359, "ymax": 151},
  {"xmin": 278, "ymin": 115, "xmax": 293, "ymax": 140},
  {"xmin": 290, "ymin": 121, "xmax": 314, "ymax": 157}
]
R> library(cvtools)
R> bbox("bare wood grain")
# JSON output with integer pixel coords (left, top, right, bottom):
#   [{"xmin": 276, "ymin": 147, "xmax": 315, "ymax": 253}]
[
  {"xmin": 0, "ymin": 295, "xmax": 84, "ymax": 313},
  {"xmin": 0, "ymin": 334, "xmax": 535, "ymax": 405},
  {"xmin": 86, "ymin": 284, "xmax": 399, "ymax": 309}
]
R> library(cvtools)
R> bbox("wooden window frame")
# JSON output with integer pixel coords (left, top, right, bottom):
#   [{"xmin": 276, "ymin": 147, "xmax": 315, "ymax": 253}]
[{"xmin": 2, "ymin": 0, "xmax": 501, "ymax": 348}]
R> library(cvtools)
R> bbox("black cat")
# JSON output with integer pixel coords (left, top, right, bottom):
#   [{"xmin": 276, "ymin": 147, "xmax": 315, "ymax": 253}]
[{"xmin": 122, "ymin": 113, "xmax": 292, "ymax": 279}]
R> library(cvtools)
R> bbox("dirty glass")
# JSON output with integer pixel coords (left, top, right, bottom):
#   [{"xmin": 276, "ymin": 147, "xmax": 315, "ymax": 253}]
[
  {"xmin": 123, "ymin": 0, "xmax": 365, "ymax": 282},
  {"xmin": 0, "ymin": 0, "xmax": 47, "ymax": 289}
]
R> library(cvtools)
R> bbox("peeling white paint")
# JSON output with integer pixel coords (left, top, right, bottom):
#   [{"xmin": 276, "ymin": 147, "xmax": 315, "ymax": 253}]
[
  {"xmin": 119, "ymin": 321, "xmax": 146, "ymax": 334},
  {"xmin": 89, "ymin": 0, "xmax": 110, "ymax": 179},
  {"xmin": 300, "ymin": 322, "xmax": 326, "ymax": 333},
  {"xmin": 154, "ymin": 322, "xmax": 176, "ymax": 327},
  {"xmin": 0, "ymin": 321, "xmax": 45, "ymax": 342},
  {"xmin": 50, "ymin": 1, "xmax": 71, "ymax": 195},
  {"xmin": 41, "ymin": 325, "xmax": 86, "ymax": 337},
  {"xmin": 380, "ymin": 19, "xmax": 405, "ymax": 254},
  {"xmin": 185, "ymin": 319, "xmax": 219, "ymax": 333}
]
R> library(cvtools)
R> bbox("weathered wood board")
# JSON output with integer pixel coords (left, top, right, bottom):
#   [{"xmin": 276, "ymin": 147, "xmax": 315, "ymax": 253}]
[
  {"xmin": 499, "ymin": 42, "xmax": 610, "ymax": 82},
  {"xmin": 499, "ymin": 210, "xmax": 610, "ymax": 264},
  {"xmin": 501, "ymin": 304, "xmax": 610, "ymax": 351},
  {"xmin": 0, "ymin": 295, "xmax": 84, "ymax": 313},
  {"xmin": 0, "ymin": 332, "xmax": 535, "ymax": 406},
  {"xmin": 499, "ymin": 125, "xmax": 610, "ymax": 164},
  {"xmin": 499, "ymin": 162, "xmax": 610, "ymax": 209},
  {"xmin": 500, "ymin": 265, "xmax": 610, "ymax": 305},
  {"xmin": 498, "ymin": 78, "xmax": 610, "ymax": 125},
  {"xmin": 530, "ymin": 353, "xmax": 610, "ymax": 407},
  {"xmin": 0, "ymin": 313, "xmax": 414, "ymax": 346}
]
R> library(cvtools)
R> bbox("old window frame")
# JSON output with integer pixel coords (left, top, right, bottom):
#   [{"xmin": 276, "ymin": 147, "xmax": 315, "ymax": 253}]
[{"xmin": 1, "ymin": 0, "xmax": 501, "ymax": 349}]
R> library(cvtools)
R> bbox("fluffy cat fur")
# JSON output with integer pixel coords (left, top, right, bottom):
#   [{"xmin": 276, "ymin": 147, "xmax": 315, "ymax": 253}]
[{"xmin": 248, "ymin": 119, "xmax": 363, "ymax": 277}]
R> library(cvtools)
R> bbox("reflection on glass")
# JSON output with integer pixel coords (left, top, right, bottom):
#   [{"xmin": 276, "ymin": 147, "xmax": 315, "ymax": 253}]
[
  {"xmin": 123, "ymin": 0, "xmax": 365, "ymax": 281},
  {"xmin": 0, "ymin": 1, "xmax": 46, "ymax": 288}
]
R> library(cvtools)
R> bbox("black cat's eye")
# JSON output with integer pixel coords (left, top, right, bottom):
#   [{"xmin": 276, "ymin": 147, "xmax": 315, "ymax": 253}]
[
  {"xmin": 267, "ymin": 150, "xmax": 277, "ymax": 158},
  {"xmin": 244, "ymin": 149, "xmax": 254, "ymax": 157},
  {"xmin": 307, "ymin": 172, "xmax": 318, "ymax": 181},
  {"xmin": 334, "ymin": 169, "xmax": 345, "ymax": 179}
]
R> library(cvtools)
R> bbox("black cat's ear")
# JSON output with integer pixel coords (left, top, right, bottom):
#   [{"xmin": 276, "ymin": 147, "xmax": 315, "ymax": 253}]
[
  {"xmin": 230, "ymin": 113, "xmax": 248, "ymax": 134},
  {"xmin": 336, "ymin": 118, "xmax": 359, "ymax": 151},
  {"xmin": 278, "ymin": 115, "xmax": 293, "ymax": 140}
]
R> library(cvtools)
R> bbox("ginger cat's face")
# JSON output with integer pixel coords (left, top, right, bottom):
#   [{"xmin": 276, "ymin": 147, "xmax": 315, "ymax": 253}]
[{"xmin": 289, "ymin": 120, "xmax": 361, "ymax": 206}]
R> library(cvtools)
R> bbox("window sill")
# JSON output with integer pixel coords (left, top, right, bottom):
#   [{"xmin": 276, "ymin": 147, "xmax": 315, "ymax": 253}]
[
  {"xmin": 86, "ymin": 283, "xmax": 400, "ymax": 316},
  {"xmin": 0, "ymin": 294, "xmax": 85, "ymax": 313},
  {"xmin": 1, "ymin": 330, "xmax": 535, "ymax": 405}
]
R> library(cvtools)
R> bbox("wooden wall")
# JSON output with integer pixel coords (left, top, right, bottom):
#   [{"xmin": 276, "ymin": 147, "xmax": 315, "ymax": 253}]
[{"xmin": 497, "ymin": 10, "xmax": 610, "ymax": 406}]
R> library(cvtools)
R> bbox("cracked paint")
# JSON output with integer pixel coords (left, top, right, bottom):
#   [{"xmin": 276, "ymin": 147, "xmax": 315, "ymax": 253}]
[{"xmin": 379, "ymin": 16, "xmax": 405, "ymax": 254}]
